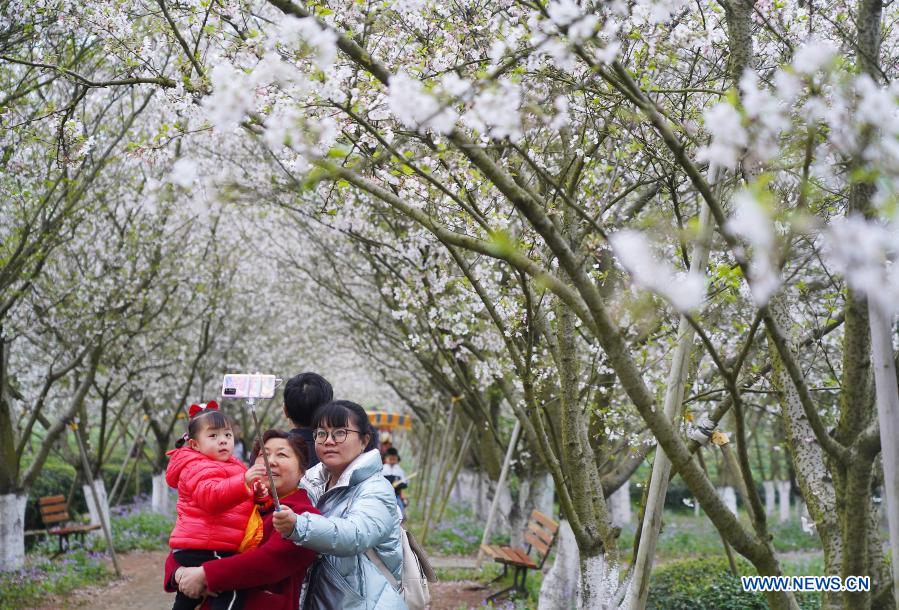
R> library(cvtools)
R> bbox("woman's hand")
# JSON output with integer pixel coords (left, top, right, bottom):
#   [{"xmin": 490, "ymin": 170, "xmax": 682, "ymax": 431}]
[
  {"xmin": 177, "ymin": 566, "xmax": 212, "ymax": 598},
  {"xmin": 244, "ymin": 463, "xmax": 267, "ymax": 486},
  {"xmin": 272, "ymin": 505, "xmax": 298, "ymax": 538}
]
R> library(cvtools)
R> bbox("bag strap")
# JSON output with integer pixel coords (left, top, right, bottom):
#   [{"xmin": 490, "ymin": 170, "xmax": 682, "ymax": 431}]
[
  {"xmin": 404, "ymin": 528, "xmax": 438, "ymax": 583},
  {"xmin": 365, "ymin": 547, "xmax": 400, "ymax": 591}
]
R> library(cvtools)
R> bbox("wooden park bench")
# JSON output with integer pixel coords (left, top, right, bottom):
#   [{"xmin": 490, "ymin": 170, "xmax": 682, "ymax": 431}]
[
  {"xmin": 480, "ymin": 509, "xmax": 559, "ymax": 601},
  {"xmin": 39, "ymin": 495, "xmax": 101, "ymax": 557}
]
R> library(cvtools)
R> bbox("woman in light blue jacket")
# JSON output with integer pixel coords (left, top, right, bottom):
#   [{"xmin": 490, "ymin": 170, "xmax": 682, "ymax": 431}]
[{"xmin": 273, "ymin": 400, "xmax": 406, "ymax": 610}]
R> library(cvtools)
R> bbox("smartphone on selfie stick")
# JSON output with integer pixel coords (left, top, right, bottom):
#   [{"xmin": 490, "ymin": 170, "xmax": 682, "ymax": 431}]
[{"xmin": 222, "ymin": 374, "xmax": 282, "ymax": 509}]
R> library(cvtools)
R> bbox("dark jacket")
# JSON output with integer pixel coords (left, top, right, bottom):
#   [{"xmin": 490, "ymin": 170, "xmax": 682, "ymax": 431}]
[{"xmin": 291, "ymin": 427, "xmax": 320, "ymax": 467}]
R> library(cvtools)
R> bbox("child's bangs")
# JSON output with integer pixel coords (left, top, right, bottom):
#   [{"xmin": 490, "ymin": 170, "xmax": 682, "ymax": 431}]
[{"xmin": 198, "ymin": 410, "xmax": 231, "ymax": 431}]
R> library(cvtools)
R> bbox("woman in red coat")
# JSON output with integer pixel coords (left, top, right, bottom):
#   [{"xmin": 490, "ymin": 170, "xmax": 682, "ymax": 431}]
[{"xmin": 164, "ymin": 430, "xmax": 319, "ymax": 610}]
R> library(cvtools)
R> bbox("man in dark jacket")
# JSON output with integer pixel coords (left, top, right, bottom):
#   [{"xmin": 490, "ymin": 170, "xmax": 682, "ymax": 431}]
[{"xmin": 283, "ymin": 372, "xmax": 333, "ymax": 467}]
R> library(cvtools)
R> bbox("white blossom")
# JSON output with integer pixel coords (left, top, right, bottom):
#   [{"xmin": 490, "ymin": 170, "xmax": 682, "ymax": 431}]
[
  {"xmin": 609, "ymin": 230, "xmax": 706, "ymax": 312},
  {"xmin": 696, "ymin": 102, "xmax": 747, "ymax": 172},
  {"xmin": 169, "ymin": 158, "xmax": 198, "ymax": 188},
  {"xmin": 388, "ymin": 73, "xmax": 458, "ymax": 134},
  {"xmin": 726, "ymin": 191, "xmax": 781, "ymax": 305},
  {"xmin": 792, "ymin": 39, "xmax": 838, "ymax": 76},
  {"xmin": 462, "ymin": 80, "xmax": 523, "ymax": 141},
  {"xmin": 826, "ymin": 215, "xmax": 899, "ymax": 314}
]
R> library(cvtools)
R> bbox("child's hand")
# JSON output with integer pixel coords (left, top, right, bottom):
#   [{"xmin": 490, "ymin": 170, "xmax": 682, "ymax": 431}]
[
  {"xmin": 252, "ymin": 479, "xmax": 270, "ymax": 502},
  {"xmin": 244, "ymin": 464, "xmax": 267, "ymax": 486},
  {"xmin": 273, "ymin": 506, "xmax": 298, "ymax": 537}
]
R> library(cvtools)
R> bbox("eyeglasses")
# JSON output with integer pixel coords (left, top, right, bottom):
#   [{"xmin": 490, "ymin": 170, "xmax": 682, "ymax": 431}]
[{"xmin": 313, "ymin": 428, "xmax": 361, "ymax": 444}]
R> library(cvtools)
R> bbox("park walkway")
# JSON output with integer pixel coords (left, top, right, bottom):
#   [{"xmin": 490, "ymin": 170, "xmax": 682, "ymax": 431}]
[{"xmin": 33, "ymin": 550, "xmax": 491, "ymax": 610}]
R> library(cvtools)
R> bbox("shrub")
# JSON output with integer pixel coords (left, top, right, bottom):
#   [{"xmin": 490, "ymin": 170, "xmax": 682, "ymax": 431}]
[
  {"xmin": 647, "ymin": 556, "xmax": 823, "ymax": 610},
  {"xmin": 647, "ymin": 557, "xmax": 766, "ymax": 610}
]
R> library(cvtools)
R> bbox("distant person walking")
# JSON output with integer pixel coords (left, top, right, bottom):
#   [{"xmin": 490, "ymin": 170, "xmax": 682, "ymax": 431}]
[
  {"xmin": 382, "ymin": 447, "xmax": 409, "ymax": 519},
  {"xmin": 283, "ymin": 372, "xmax": 333, "ymax": 468}
]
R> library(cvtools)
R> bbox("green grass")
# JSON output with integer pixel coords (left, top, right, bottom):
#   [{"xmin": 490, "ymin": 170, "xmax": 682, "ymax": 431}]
[
  {"xmin": 102, "ymin": 507, "xmax": 173, "ymax": 552},
  {"xmin": 409, "ymin": 503, "xmax": 508, "ymax": 556},
  {"xmin": 0, "ymin": 548, "xmax": 112, "ymax": 610},
  {"xmin": 617, "ymin": 511, "xmax": 822, "ymax": 562},
  {"xmin": 1, "ymin": 503, "xmax": 173, "ymax": 609}
]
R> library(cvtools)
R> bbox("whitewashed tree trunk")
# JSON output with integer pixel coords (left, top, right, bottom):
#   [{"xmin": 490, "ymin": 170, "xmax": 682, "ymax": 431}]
[
  {"xmin": 717, "ymin": 486, "xmax": 737, "ymax": 515},
  {"xmin": 510, "ymin": 471, "xmax": 554, "ymax": 548},
  {"xmin": 0, "ymin": 493, "xmax": 27, "ymax": 571},
  {"xmin": 777, "ymin": 480, "xmax": 791, "ymax": 523},
  {"xmin": 82, "ymin": 478, "xmax": 111, "ymax": 538},
  {"xmin": 450, "ymin": 469, "xmax": 478, "ymax": 506},
  {"xmin": 578, "ymin": 552, "xmax": 622, "ymax": 610},
  {"xmin": 510, "ymin": 478, "xmax": 531, "ymax": 549},
  {"xmin": 151, "ymin": 473, "xmax": 171, "ymax": 514},
  {"xmin": 538, "ymin": 520, "xmax": 579, "ymax": 610},
  {"xmin": 610, "ymin": 481, "xmax": 632, "ymax": 527},
  {"xmin": 764, "ymin": 480, "xmax": 776, "ymax": 516}
]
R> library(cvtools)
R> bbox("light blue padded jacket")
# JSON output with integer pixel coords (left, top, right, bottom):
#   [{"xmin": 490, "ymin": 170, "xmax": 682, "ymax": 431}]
[{"xmin": 290, "ymin": 448, "xmax": 407, "ymax": 610}]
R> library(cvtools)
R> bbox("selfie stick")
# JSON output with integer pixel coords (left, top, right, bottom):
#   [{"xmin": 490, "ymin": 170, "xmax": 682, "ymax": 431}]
[{"xmin": 246, "ymin": 395, "xmax": 281, "ymax": 511}]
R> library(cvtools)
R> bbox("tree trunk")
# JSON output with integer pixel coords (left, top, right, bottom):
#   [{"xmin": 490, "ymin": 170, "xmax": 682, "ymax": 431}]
[
  {"xmin": 510, "ymin": 469, "xmax": 553, "ymax": 548},
  {"xmin": 764, "ymin": 480, "xmax": 776, "ymax": 516},
  {"xmin": 778, "ymin": 480, "xmax": 791, "ymax": 523},
  {"xmin": 610, "ymin": 480, "xmax": 632, "ymax": 527},
  {"xmin": 717, "ymin": 486, "xmax": 738, "ymax": 515},
  {"xmin": 538, "ymin": 520, "xmax": 579, "ymax": 610},
  {"xmin": 579, "ymin": 550, "xmax": 623, "ymax": 609},
  {"xmin": 0, "ymin": 492, "xmax": 26, "ymax": 571},
  {"xmin": 82, "ymin": 478, "xmax": 111, "ymax": 539},
  {"xmin": 152, "ymin": 472, "xmax": 171, "ymax": 514}
]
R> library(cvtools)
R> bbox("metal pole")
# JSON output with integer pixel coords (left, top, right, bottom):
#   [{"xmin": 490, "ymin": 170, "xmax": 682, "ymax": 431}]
[
  {"xmin": 247, "ymin": 397, "xmax": 280, "ymax": 509},
  {"xmin": 475, "ymin": 419, "xmax": 521, "ymax": 568},
  {"xmin": 70, "ymin": 420, "xmax": 122, "ymax": 578}
]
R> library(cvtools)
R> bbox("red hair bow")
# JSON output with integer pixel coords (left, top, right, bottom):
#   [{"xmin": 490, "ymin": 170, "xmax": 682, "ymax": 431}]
[{"xmin": 188, "ymin": 400, "xmax": 220, "ymax": 418}]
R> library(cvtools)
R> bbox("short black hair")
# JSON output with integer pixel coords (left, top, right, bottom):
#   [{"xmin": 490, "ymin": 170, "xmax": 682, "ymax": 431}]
[
  {"xmin": 283, "ymin": 372, "xmax": 333, "ymax": 427},
  {"xmin": 385, "ymin": 447, "xmax": 400, "ymax": 460},
  {"xmin": 312, "ymin": 400, "xmax": 378, "ymax": 451}
]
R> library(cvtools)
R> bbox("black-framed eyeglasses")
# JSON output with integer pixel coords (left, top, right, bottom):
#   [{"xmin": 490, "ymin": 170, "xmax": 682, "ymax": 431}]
[{"xmin": 313, "ymin": 428, "xmax": 361, "ymax": 444}]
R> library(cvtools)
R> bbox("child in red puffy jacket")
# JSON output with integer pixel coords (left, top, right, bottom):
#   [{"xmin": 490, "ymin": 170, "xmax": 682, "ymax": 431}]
[{"xmin": 166, "ymin": 402, "xmax": 266, "ymax": 610}]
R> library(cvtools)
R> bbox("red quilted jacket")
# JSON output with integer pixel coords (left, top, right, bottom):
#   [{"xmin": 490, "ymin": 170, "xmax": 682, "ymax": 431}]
[{"xmin": 166, "ymin": 447, "xmax": 253, "ymax": 552}]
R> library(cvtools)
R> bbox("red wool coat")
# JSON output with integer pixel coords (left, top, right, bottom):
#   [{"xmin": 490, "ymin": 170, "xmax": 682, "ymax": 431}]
[
  {"xmin": 164, "ymin": 490, "xmax": 319, "ymax": 610},
  {"xmin": 166, "ymin": 447, "xmax": 254, "ymax": 552}
]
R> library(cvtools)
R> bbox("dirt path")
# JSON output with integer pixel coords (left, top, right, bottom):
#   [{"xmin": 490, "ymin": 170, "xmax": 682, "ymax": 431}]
[{"xmin": 35, "ymin": 550, "xmax": 493, "ymax": 609}]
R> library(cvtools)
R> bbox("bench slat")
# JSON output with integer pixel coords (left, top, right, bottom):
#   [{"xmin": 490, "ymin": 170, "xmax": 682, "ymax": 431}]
[
  {"xmin": 525, "ymin": 532, "xmax": 551, "ymax": 558},
  {"xmin": 530, "ymin": 510, "xmax": 559, "ymax": 533},
  {"xmin": 39, "ymin": 495, "xmax": 66, "ymax": 506},
  {"xmin": 482, "ymin": 544, "xmax": 515, "ymax": 564},
  {"xmin": 502, "ymin": 546, "xmax": 537, "ymax": 568},
  {"xmin": 480, "ymin": 544, "xmax": 502, "ymax": 559},
  {"xmin": 527, "ymin": 520, "xmax": 555, "ymax": 546},
  {"xmin": 42, "ymin": 512, "xmax": 70, "ymax": 525},
  {"xmin": 493, "ymin": 546, "xmax": 517, "ymax": 564}
]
